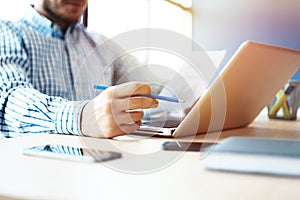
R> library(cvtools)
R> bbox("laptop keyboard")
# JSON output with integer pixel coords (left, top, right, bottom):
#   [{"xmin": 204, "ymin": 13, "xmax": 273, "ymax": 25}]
[{"xmin": 142, "ymin": 119, "xmax": 181, "ymax": 128}]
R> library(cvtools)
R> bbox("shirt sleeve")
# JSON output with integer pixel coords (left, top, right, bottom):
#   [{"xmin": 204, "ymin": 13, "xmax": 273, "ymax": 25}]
[{"xmin": 0, "ymin": 21, "xmax": 86, "ymax": 138}]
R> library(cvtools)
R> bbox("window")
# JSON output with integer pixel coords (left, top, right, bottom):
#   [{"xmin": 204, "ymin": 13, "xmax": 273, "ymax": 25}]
[
  {"xmin": 148, "ymin": 0, "xmax": 192, "ymax": 37},
  {"xmin": 87, "ymin": 0, "xmax": 193, "ymax": 70},
  {"xmin": 0, "ymin": 0, "xmax": 34, "ymax": 20},
  {"xmin": 88, "ymin": 0, "xmax": 192, "ymax": 38}
]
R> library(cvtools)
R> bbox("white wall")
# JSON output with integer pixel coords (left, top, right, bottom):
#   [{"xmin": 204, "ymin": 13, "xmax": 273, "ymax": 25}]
[{"xmin": 0, "ymin": 0, "xmax": 32, "ymax": 20}]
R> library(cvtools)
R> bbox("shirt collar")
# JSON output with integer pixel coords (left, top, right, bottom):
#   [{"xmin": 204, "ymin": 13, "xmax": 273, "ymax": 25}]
[{"xmin": 22, "ymin": 5, "xmax": 80, "ymax": 40}]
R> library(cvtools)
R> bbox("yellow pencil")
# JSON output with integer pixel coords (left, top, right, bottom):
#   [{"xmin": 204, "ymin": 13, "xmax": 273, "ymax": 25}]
[
  {"xmin": 275, "ymin": 90, "xmax": 291, "ymax": 118},
  {"xmin": 268, "ymin": 85, "xmax": 294, "ymax": 117}
]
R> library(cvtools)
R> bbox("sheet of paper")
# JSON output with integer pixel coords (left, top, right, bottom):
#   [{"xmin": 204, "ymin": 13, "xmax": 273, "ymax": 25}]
[{"xmin": 145, "ymin": 50, "xmax": 226, "ymax": 117}]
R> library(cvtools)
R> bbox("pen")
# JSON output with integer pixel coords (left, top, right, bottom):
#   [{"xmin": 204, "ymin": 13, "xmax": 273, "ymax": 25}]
[{"xmin": 93, "ymin": 85, "xmax": 184, "ymax": 103}]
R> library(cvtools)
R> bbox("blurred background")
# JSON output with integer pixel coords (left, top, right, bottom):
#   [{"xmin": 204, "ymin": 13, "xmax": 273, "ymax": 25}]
[
  {"xmin": 193, "ymin": 0, "xmax": 300, "ymax": 80},
  {"xmin": 1, "ymin": 0, "xmax": 300, "ymax": 77}
]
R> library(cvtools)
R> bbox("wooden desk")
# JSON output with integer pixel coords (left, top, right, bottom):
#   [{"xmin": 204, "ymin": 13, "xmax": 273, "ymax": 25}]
[{"xmin": 0, "ymin": 110, "xmax": 300, "ymax": 200}]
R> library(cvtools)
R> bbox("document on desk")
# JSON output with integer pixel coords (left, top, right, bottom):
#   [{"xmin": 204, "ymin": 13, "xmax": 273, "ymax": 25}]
[
  {"xmin": 204, "ymin": 137, "xmax": 300, "ymax": 177},
  {"xmin": 149, "ymin": 50, "xmax": 226, "ymax": 113}
]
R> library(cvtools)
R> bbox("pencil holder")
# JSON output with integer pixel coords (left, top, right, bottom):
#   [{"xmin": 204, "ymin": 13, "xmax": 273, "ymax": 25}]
[{"xmin": 268, "ymin": 80, "xmax": 300, "ymax": 120}]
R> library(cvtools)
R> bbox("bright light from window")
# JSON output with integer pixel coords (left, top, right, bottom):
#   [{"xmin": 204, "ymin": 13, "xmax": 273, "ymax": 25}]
[
  {"xmin": 168, "ymin": 0, "xmax": 193, "ymax": 8},
  {"xmin": 88, "ymin": 0, "xmax": 192, "ymax": 70},
  {"xmin": 88, "ymin": 0, "xmax": 192, "ymax": 38},
  {"xmin": 88, "ymin": 0, "xmax": 148, "ymax": 37},
  {"xmin": 0, "ymin": 0, "xmax": 29, "ymax": 20},
  {"xmin": 149, "ymin": 0, "xmax": 192, "ymax": 37}
]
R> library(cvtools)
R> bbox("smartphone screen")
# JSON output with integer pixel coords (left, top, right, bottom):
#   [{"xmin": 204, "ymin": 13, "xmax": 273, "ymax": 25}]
[
  {"xmin": 162, "ymin": 141, "xmax": 217, "ymax": 152},
  {"xmin": 23, "ymin": 144, "xmax": 122, "ymax": 162}
]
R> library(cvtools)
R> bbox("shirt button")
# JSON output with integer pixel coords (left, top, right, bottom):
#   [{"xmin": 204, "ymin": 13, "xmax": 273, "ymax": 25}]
[{"xmin": 71, "ymin": 61, "xmax": 77, "ymax": 66}]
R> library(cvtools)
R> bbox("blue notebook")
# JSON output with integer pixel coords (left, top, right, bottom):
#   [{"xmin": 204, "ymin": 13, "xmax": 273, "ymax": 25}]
[{"xmin": 204, "ymin": 137, "xmax": 300, "ymax": 177}]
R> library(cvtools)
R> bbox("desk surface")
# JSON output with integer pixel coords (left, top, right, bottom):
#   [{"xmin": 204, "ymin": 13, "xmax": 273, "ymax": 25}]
[{"xmin": 1, "ymin": 110, "xmax": 300, "ymax": 200}]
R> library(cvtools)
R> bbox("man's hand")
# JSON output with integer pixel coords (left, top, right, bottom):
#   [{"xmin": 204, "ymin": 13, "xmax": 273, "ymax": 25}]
[{"xmin": 81, "ymin": 82, "xmax": 158, "ymax": 138}]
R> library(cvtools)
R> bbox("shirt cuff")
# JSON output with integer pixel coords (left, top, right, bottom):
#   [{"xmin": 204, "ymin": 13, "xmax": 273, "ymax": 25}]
[{"xmin": 54, "ymin": 101, "xmax": 88, "ymax": 136}]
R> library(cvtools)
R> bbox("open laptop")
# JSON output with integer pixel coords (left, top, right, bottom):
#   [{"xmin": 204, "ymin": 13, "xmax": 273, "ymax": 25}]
[{"xmin": 134, "ymin": 40, "xmax": 300, "ymax": 138}]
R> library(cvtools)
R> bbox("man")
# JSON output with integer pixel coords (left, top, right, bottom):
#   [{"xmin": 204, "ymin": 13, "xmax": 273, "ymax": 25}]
[{"xmin": 0, "ymin": 0, "xmax": 159, "ymax": 139}]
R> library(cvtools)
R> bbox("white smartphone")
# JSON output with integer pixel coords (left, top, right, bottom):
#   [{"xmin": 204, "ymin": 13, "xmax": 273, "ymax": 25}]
[{"xmin": 23, "ymin": 144, "xmax": 122, "ymax": 163}]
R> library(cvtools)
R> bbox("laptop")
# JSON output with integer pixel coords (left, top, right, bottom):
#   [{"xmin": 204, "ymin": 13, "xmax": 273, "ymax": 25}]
[{"xmin": 134, "ymin": 40, "xmax": 300, "ymax": 138}]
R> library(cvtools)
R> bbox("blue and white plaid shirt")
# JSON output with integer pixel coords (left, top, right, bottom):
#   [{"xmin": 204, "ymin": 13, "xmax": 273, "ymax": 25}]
[{"xmin": 0, "ymin": 6, "xmax": 144, "ymax": 139}]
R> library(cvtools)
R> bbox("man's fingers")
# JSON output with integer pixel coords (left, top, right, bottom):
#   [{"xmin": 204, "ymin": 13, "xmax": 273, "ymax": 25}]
[
  {"xmin": 110, "ymin": 82, "xmax": 152, "ymax": 98},
  {"xmin": 128, "ymin": 97, "xmax": 158, "ymax": 110},
  {"xmin": 114, "ymin": 111, "xmax": 144, "ymax": 125},
  {"xmin": 118, "ymin": 121, "xmax": 142, "ymax": 134},
  {"xmin": 111, "ymin": 97, "xmax": 158, "ymax": 111},
  {"xmin": 83, "ymin": 82, "xmax": 159, "ymax": 138},
  {"xmin": 104, "ymin": 121, "xmax": 142, "ymax": 138}
]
